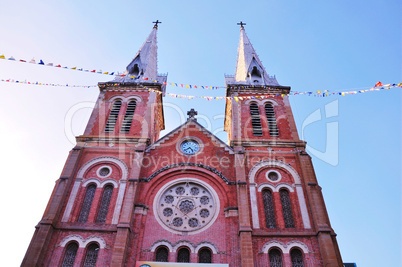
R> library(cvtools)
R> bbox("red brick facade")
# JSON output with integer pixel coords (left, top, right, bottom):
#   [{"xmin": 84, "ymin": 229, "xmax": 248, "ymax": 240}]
[{"xmin": 22, "ymin": 27, "xmax": 343, "ymax": 267}]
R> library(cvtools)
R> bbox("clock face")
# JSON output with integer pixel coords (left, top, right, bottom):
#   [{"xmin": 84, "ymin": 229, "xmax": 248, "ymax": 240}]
[{"xmin": 180, "ymin": 140, "xmax": 200, "ymax": 155}]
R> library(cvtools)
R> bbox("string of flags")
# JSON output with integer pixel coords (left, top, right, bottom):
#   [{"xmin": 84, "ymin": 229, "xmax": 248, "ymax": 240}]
[
  {"xmin": 1, "ymin": 53, "xmax": 401, "ymax": 99},
  {"xmin": 1, "ymin": 76, "xmax": 400, "ymax": 100},
  {"xmin": 0, "ymin": 53, "xmax": 223, "ymax": 89},
  {"xmin": 135, "ymin": 82, "xmax": 402, "ymax": 101},
  {"xmin": 0, "ymin": 78, "xmax": 96, "ymax": 88}
]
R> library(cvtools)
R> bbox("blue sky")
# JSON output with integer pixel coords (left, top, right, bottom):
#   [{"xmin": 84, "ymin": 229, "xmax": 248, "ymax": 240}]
[{"xmin": 0, "ymin": 0, "xmax": 400, "ymax": 266}]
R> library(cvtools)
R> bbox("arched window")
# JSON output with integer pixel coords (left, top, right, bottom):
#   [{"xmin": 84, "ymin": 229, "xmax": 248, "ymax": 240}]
[
  {"xmin": 155, "ymin": 246, "xmax": 169, "ymax": 262},
  {"xmin": 78, "ymin": 184, "xmax": 96, "ymax": 223},
  {"xmin": 250, "ymin": 103, "xmax": 262, "ymax": 136},
  {"xmin": 105, "ymin": 100, "xmax": 122, "ymax": 133},
  {"xmin": 120, "ymin": 101, "xmax": 137, "ymax": 133},
  {"xmin": 280, "ymin": 189, "xmax": 295, "ymax": 228},
  {"xmin": 83, "ymin": 243, "xmax": 99, "ymax": 267},
  {"xmin": 61, "ymin": 242, "xmax": 78, "ymax": 267},
  {"xmin": 290, "ymin": 249, "xmax": 304, "ymax": 267},
  {"xmin": 269, "ymin": 248, "xmax": 283, "ymax": 267},
  {"xmin": 198, "ymin": 248, "xmax": 212, "ymax": 263},
  {"xmin": 265, "ymin": 104, "xmax": 279, "ymax": 137},
  {"xmin": 177, "ymin": 247, "xmax": 190, "ymax": 263},
  {"xmin": 96, "ymin": 185, "xmax": 114, "ymax": 223},
  {"xmin": 262, "ymin": 189, "xmax": 276, "ymax": 228}
]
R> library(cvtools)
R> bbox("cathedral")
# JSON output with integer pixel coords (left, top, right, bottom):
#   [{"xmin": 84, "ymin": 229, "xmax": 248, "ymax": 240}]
[{"xmin": 22, "ymin": 23, "xmax": 344, "ymax": 267}]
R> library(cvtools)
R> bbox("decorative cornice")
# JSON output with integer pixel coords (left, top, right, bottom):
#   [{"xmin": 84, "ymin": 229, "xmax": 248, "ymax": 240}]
[{"xmin": 147, "ymin": 162, "xmax": 234, "ymax": 184}]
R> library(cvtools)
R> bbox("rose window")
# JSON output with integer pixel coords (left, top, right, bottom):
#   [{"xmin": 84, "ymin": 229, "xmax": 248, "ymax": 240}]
[
  {"xmin": 155, "ymin": 180, "xmax": 218, "ymax": 234},
  {"xmin": 179, "ymin": 200, "xmax": 194, "ymax": 213}
]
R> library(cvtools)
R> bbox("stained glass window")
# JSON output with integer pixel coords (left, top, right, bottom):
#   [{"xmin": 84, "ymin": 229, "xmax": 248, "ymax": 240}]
[
  {"xmin": 177, "ymin": 247, "xmax": 190, "ymax": 263},
  {"xmin": 78, "ymin": 184, "xmax": 96, "ymax": 223},
  {"xmin": 83, "ymin": 243, "xmax": 99, "ymax": 267},
  {"xmin": 198, "ymin": 248, "xmax": 212, "ymax": 263},
  {"xmin": 61, "ymin": 242, "xmax": 78, "ymax": 267},
  {"xmin": 96, "ymin": 185, "xmax": 113, "ymax": 223},
  {"xmin": 265, "ymin": 104, "xmax": 279, "ymax": 137},
  {"xmin": 120, "ymin": 101, "xmax": 137, "ymax": 133},
  {"xmin": 105, "ymin": 100, "xmax": 122, "ymax": 133},
  {"xmin": 291, "ymin": 249, "xmax": 304, "ymax": 267},
  {"xmin": 262, "ymin": 189, "xmax": 276, "ymax": 228},
  {"xmin": 155, "ymin": 246, "xmax": 169, "ymax": 262},
  {"xmin": 280, "ymin": 189, "xmax": 295, "ymax": 228},
  {"xmin": 269, "ymin": 248, "xmax": 283, "ymax": 267}
]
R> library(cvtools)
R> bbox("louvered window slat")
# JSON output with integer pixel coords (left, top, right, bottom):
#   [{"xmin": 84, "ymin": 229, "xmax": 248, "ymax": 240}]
[
  {"xmin": 250, "ymin": 103, "xmax": 263, "ymax": 136},
  {"xmin": 120, "ymin": 101, "xmax": 137, "ymax": 133},
  {"xmin": 265, "ymin": 104, "xmax": 279, "ymax": 137},
  {"xmin": 105, "ymin": 101, "xmax": 122, "ymax": 133}
]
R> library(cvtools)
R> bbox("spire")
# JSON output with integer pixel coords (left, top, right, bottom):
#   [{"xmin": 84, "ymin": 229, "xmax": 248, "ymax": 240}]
[
  {"xmin": 228, "ymin": 23, "xmax": 279, "ymax": 86},
  {"xmin": 112, "ymin": 22, "xmax": 166, "ymax": 85}
]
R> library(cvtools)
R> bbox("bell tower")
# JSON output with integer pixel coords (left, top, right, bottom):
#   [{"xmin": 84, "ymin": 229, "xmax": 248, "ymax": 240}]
[
  {"xmin": 225, "ymin": 24, "xmax": 344, "ymax": 266},
  {"xmin": 22, "ymin": 23, "xmax": 167, "ymax": 266}
]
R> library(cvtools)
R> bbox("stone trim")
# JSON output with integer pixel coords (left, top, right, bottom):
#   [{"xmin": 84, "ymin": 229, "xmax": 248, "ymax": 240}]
[
  {"xmin": 248, "ymin": 159, "xmax": 311, "ymax": 229},
  {"xmin": 150, "ymin": 240, "xmax": 173, "ymax": 252},
  {"xmin": 261, "ymin": 240, "xmax": 309, "ymax": 254},
  {"xmin": 76, "ymin": 156, "xmax": 128, "ymax": 181},
  {"xmin": 257, "ymin": 183, "xmax": 294, "ymax": 193},
  {"xmin": 82, "ymin": 178, "xmax": 119, "ymax": 188},
  {"xmin": 59, "ymin": 234, "xmax": 107, "ymax": 249},
  {"xmin": 195, "ymin": 242, "xmax": 218, "ymax": 254},
  {"xmin": 147, "ymin": 162, "xmax": 231, "ymax": 184}
]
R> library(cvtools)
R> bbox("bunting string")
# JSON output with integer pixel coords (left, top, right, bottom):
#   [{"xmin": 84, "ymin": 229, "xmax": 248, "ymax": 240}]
[
  {"xmin": 1, "ymin": 77, "xmax": 400, "ymax": 100},
  {"xmin": 1, "ymin": 54, "xmax": 401, "ymax": 99},
  {"xmin": 0, "ymin": 53, "xmax": 223, "ymax": 89}
]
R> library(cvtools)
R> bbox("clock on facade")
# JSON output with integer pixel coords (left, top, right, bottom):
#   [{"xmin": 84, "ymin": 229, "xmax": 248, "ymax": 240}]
[{"xmin": 180, "ymin": 140, "xmax": 200, "ymax": 155}]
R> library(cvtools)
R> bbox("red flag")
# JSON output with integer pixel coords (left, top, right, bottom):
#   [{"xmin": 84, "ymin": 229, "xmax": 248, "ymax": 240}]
[
  {"xmin": 375, "ymin": 81, "xmax": 383, "ymax": 87},
  {"xmin": 144, "ymin": 78, "xmax": 148, "ymax": 80},
  {"xmin": 91, "ymin": 70, "xmax": 96, "ymax": 73}
]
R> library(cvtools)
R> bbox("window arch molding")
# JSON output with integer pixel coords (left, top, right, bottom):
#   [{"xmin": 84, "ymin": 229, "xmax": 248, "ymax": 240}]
[
  {"xmin": 77, "ymin": 157, "xmax": 128, "ymax": 181},
  {"xmin": 59, "ymin": 235, "xmax": 106, "ymax": 249},
  {"xmin": 82, "ymin": 178, "xmax": 119, "ymax": 189},
  {"xmin": 150, "ymin": 240, "xmax": 173, "ymax": 252},
  {"xmin": 172, "ymin": 241, "xmax": 196, "ymax": 253},
  {"xmin": 108, "ymin": 95, "xmax": 143, "ymax": 103},
  {"xmin": 258, "ymin": 183, "xmax": 294, "ymax": 193},
  {"xmin": 194, "ymin": 242, "xmax": 218, "ymax": 254},
  {"xmin": 244, "ymin": 98, "xmax": 279, "ymax": 106},
  {"xmin": 249, "ymin": 160, "xmax": 301, "ymax": 185},
  {"xmin": 261, "ymin": 240, "xmax": 309, "ymax": 254},
  {"xmin": 62, "ymin": 156, "xmax": 128, "ymax": 223},
  {"xmin": 248, "ymin": 159, "xmax": 311, "ymax": 229},
  {"xmin": 261, "ymin": 99, "xmax": 279, "ymax": 107}
]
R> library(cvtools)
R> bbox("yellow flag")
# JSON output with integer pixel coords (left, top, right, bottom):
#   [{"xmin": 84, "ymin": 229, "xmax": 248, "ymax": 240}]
[
  {"xmin": 71, "ymin": 67, "xmax": 77, "ymax": 70},
  {"xmin": 104, "ymin": 72, "xmax": 108, "ymax": 74},
  {"xmin": 234, "ymin": 97, "xmax": 239, "ymax": 102},
  {"xmin": 0, "ymin": 54, "xmax": 5, "ymax": 59}
]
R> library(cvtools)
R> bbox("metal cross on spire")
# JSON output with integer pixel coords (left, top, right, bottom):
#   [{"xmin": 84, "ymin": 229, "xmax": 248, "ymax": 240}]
[
  {"xmin": 237, "ymin": 21, "xmax": 246, "ymax": 28},
  {"xmin": 187, "ymin": 109, "xmax": 198, "ymax": 120},
  {"xmin": 153, "ymin": 20, "xmax": 162, "ymax": 28}
]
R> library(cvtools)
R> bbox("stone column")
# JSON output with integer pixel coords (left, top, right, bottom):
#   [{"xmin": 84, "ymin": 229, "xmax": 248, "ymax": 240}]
[
  {"xmin": 234, "ymin": 148, "xmax": 255, "ymax": 267},
  {"xmin": 297, "ymin": 152, "xmax": 343, "ymax": 266},
  {"xmin": 110, "ymin": 145, "xmax": 145, "ymax": 266}
]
